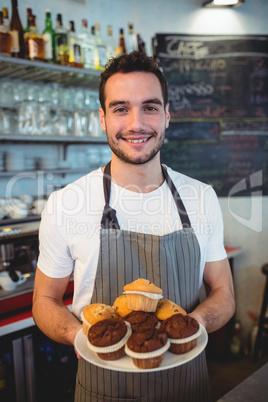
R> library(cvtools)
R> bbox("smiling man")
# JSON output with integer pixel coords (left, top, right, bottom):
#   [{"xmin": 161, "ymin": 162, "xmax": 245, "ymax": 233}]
[{"xmin": 33, "ymin": 51, "xmax": 235, "ymax": 401}]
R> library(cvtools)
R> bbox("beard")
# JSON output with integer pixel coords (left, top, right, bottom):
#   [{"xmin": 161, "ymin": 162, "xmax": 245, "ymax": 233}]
[{"xmin": 106, "ymin": 129, "xmax": 166, "ymax": 165}]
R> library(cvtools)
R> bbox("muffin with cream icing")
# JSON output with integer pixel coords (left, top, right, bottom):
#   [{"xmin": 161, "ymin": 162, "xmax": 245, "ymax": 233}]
[
  {"xmin": 113, "ymin": 294, "xmax": 133, "ymax": 317},
  {"xmin": 81, "ymin": 303, "xmax": 118, "ymax": 335},
  {"xmin": 87, "ymin": 318, "xmax": 132, "ymax": 360},
  {"xmin": 160, "ymin": 313, "xmax": 201, "ymax": 354},
  {"xmin": 125, "ymin": 327, "xmax": 170, "ymax": 369},
  {"xmin": 155, "ymin": 299, "xmax": 186, "ymax": 321},
  {"xmin": 123, "ymin": 311, "xmax": 159, "ymax": 332},
  {"xmin": 123, "ymin": 278, "xmax": 163, "ymax": 313}
]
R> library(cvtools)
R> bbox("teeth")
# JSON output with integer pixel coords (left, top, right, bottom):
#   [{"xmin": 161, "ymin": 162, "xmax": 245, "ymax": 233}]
[{"xmin": 127, "ymin": 138, "xmax": 148, "ymax": 143}]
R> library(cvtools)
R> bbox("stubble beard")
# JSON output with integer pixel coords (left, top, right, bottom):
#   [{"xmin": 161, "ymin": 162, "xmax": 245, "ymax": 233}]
[{"xmin": 106, "ymin": 130, "xmax": 166, "ymax": 165}]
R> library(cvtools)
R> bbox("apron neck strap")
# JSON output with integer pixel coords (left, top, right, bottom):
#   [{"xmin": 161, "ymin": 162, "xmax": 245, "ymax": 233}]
[
  {"xmin": 101, "ymin": 161, "xmax": 120, "ymax": 229},
  {"xmin": 161, "ymin": 165, "xmax": 191, "ymax": 229}
]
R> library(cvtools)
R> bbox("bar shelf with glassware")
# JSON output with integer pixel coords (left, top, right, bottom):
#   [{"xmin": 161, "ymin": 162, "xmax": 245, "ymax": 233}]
[
  {"xmin": 0, "ymin": 134, "xmax": 107, "ymax": 143},
  {"xmin": 0, "ymin": 54, "xmax": 100, "ymax": 88},
  {"xmin": 0, "ymin": 168, "xmax": 95, "ymax": 178}
]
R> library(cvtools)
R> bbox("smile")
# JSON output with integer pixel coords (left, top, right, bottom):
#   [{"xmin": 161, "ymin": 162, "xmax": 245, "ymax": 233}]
[{"xmin": 125, "ymin": 138, "xmax": 150, "ymax": 144}]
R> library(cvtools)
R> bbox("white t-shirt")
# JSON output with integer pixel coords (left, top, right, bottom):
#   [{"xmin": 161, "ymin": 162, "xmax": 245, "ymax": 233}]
[{"xmin": 37, "ymin": 166, "xmax": 227, "ymax": 319}]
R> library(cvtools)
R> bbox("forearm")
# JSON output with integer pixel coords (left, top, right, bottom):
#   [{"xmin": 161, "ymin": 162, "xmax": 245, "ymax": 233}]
[
  {"xmin": 32, "ymin": 295, "xmax": 82, "ymax": 346},
  {"xmin": 189, "ymin": 287, "xmax": 235, "ymax": 333}
]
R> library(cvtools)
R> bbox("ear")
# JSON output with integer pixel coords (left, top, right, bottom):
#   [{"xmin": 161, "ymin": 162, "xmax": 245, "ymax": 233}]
[
  {"xmin": 99, "ymin": 108, "xmax": 106, "ymax": 131},
  {"xmin": 165, "ymin": 103, "xmax": 170, "ymax": 129}
]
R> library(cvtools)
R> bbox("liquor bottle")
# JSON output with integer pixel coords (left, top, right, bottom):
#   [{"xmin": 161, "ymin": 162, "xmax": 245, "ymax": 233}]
[
  {"xmin": 94, "ymin": 22, "xmax": 107, "ymax": 70},
  {"xmin": 42, "ymin": 10, "xmax": 55, "ymax": 62},
  {"xmin": 137, "ymin": 33, "xmax": 146, "ymax": 53},
  {"xmin": 54, "ymin": 13, "xmax": 69, "ymax": 66},
  {"xmin": 79, "ymin": 19, "xmax": 97, "ymax": 70},
  {"xmin": 68, "ymin": 20, "xmax": 83, "ymax": 68},
  {"xmin": 106, "ymin": 25, "xmax": 116, "ymax": 61},
  {"xmin": 2, "ymin": 7, "xmax": 9, "ymax": 29},
  {"xmin": 24, "ymin": 7, "xmax": 32, "ymax": 33},
  {"xmin": 118, "ymin": 28, "xmax": 126, "ymax": 55},
  {"xmin": 0, "ymin": 11, "xmax": 11, "ymax": 56},
  {"xmin": 10, "ymin": 0, "xmax": 24, "ymax": 58},
  {"xmin": 24, "ymin": 15, "xmax": 44, "ymax": 61},
  {"xmin": 127, "ymin": 23, "xmax": 138, "ymax": 53},
  {"xmin": 230, "ymin": 318, "xmax": 242, "ymax": 357}
]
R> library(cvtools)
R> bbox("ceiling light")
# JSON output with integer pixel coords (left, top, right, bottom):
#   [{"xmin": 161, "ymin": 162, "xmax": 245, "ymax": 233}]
[{"xmin": 203, "ymin": 0, "xmax": 245, "ymax": 7}]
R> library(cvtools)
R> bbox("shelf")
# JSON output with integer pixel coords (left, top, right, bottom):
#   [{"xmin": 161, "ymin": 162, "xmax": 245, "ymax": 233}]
[
  {"xmin": 0, "ymin": 55, "xmax": 101, "ymax": 88},
  {"xmin": 0, "ymin": 215, "xmax": 41, "ymax": 227},
  {"xmin": 0, "ymin": 134, "xmax": 107, "ymax": 144},
  {"xmin": 0, "ymin": 168, "xmax": 92, "ymax": 178}
]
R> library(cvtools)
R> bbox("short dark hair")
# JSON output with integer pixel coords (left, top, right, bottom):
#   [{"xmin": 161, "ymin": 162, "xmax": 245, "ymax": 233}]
[{"xmin": 99, "ymin": 51, "xmax": 168, "ymax": 113}]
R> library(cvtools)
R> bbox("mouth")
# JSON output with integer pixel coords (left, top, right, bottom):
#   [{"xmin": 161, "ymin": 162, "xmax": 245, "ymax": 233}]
[{"xmin": 125, "ymin": 137, "xmax": 150, "ymax": 144}]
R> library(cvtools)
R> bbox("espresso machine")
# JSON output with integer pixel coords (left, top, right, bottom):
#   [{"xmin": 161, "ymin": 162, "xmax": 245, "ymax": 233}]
[{"xmin": 0, "ymin": 220, "xmax": 40, "ymax": 278}]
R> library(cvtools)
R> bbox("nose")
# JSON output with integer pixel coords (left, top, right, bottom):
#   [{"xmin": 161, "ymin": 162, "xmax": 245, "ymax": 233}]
[{"xmin": 127, "ymin": 109, "xmax": 146, "ymax": 133}]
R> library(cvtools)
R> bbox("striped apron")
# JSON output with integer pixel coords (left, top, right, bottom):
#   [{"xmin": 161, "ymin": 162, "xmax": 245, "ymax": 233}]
[{"xmin": 75, "ymin": 162, "xmax": 212, "ymax": 402}]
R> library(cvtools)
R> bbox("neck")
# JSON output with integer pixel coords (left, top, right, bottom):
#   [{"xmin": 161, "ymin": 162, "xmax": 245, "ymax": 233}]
[{"xmin": 108, "ymin": 154, "xmax": 164, "ymax": 193}]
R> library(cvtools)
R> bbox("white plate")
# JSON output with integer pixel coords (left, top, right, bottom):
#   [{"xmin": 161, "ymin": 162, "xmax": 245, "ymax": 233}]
[{"xmin": 75, "ymin": 324, "xmax": 208, "ymax": 373}]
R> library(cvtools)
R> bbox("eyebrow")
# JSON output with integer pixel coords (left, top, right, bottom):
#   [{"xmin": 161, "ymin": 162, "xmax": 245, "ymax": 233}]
[{"xmin": 108, "ymin": 98, "xmax": 163, "ymax": 109}]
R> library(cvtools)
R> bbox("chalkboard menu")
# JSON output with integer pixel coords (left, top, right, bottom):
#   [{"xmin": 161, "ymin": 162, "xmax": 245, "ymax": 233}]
[{"xmin": 154, "ymin": 34, "xmax": 268, "ymax": 196}]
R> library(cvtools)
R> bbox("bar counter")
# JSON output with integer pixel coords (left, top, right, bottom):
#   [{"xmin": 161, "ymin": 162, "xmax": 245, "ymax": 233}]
[{"xmin": 217, "ymin": 362, "xmax": 268, "ymax": 401}]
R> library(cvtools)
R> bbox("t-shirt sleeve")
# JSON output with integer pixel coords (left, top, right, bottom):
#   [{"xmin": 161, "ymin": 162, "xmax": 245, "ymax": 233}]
[
  {"xmin": 205, "ymin": 186, "xmax": 227, "ymax": 262},
  {"xmin": 37, "ymin": 192, "xmax": 74, "ymax": 278}
]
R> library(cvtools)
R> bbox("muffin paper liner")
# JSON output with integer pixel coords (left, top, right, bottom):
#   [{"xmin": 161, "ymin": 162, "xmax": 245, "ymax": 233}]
[
  {"xmin": 87, "ymin": 324, "xmax": 132, "ymax": 354},
  {"xmin": 81, "ymin": 311, "xmax": 92, "ymax": 328},
  {"xmin": 125, "ymin": 339, "xmax": 171, "ymax": 359},
  {"xmin": 124, "ymin": 291, "xmax": 163, "ymax": 300},
  {"xmin": 168, "ymin": 324, "xmax": 202, "ymax": 344}
]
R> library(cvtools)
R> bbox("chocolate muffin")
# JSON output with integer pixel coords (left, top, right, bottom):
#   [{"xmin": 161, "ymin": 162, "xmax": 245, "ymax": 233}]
[
  {"xmin": 87, "ymin": 318, "xmax": 132, "ymax": 360},
  {"xmin": 81, "ymin": 303, "xmax": 118, "ymax": 335},
  {"xmin": 160, "ymin": 313, "xmax": 201, "ymax": 354},
  {"xmin": 123, "ymin": 311, "xmax": 159, "ymax": 332},
  {"xmin": 125, "ymin": 327, "xmax": 170, "ymax": 369}
]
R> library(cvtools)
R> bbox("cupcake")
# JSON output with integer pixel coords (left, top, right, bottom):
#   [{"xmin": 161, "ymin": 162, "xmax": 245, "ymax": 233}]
[
  {"xmin": 81, "ymin": 303, "xmax": 118, "ymax": 335},
  {"xmin": 87, "ymin": 318, "xmax": 132, "ymax": 361},
  {"xmin": 155, "ymin": 299, "xmax": 186, "ymax": 321},
  {"xmin": 123, "ymin": 278, "xmax": 163, "ymax": 312},
  {"xmin": 160, "ymin": 313, "xmax": 201, "ymax": 354},
  {"xmin": 123, "ymin": 311, "xmax": 159, "ymax": 332},
  {"xmin": 125, "ymin": 327, "xmax": 170, "ymax": 369},
  {"xmin": 113, "ymin": 295, "xmax": 133, "ymax": 317}
]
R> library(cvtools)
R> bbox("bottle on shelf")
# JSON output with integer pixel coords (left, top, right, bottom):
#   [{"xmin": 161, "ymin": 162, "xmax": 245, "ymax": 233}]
[
  {"xmin": 94, "ymin": 22, "xmax": 107, "ymax": 70},
  {"xmin": 24, "ymin": 7, "xmax": 32, "ymax": 33},
  {"xmin": 105, "ymin": 25, "xmax": 116, "ymax": 61},
  {"xmin": 118, "ymin": 28, "xmax": 126, "ymax": 55},
  {"xmin": 54, "ymin": 13, "xmax": 69, "ymax": 66},
  {"xmin": 230, "ymin": 318, "xmax": 242, "ymax": 357},
  {"xmin": 0, "ymin": 10, "xmax": 11, "ymax": 56},
  {"xmin": 79, "ymin": 19, "xmax": 97, "ymax": 70},
  {"xmin": 127, "ymin": 23, "xmax": 138, "ymax": 53},
  {"xmin": 137, "ymin": 33, "xmax": 146, "ymax": 53},
  {"xmin": 10, "ymin": 0, "xmax": 24, "ymax": 58},
  {"xmin": 42, "ymin": 9, "xmax": 55, "ymax": 63},
  {"xmin": 68, "ymin": 20, "xmax": 83, "ymax": 68},
  {"xmin": 2, "ymin": 7, "xmax": 9, "ymax": 29},
  {"xmin": 24, "ymin": 14, "xmax": 44, "ymax": 61}
]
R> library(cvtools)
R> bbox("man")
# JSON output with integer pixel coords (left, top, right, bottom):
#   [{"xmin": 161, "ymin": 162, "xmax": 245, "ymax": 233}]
[{"xmin": 33, "ymin": 51, "xmax": 235, "ymax": 401}]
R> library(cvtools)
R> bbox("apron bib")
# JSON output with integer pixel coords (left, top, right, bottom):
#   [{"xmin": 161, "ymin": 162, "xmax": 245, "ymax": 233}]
[{"xmin": 75, "ymin": 163, "xmax": 212, "ymax": 402}]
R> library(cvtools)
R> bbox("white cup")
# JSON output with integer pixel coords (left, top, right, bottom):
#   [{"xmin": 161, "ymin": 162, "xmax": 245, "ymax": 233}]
[
  {"xmin": 0, "ymin": 270, "xmax": 27, "ymax": 291},
  {"xmin": 32, "ymin": 199, "xmax": 47, "ymax": 215},
  {"xmin": 4, "ymin": 202, "xmax": 28, "ymax": 220}
]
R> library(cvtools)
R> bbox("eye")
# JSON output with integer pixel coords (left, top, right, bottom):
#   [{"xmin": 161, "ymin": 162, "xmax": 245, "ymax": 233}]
[
  {"xmin": 144, "ymin": 106, "xmax": 158, "ymax": 112},
  {"xmin": 114, "ymin": 107, "xmax": 128, "ymax": 113}
]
